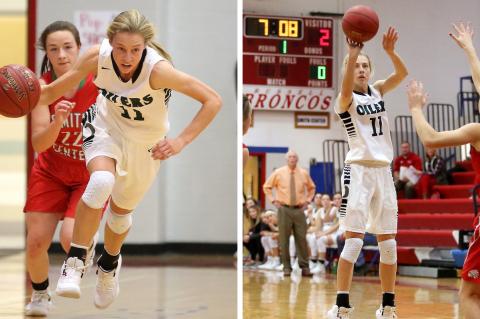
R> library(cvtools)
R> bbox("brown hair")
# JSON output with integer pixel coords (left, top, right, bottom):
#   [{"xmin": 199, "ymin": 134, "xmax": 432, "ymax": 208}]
[{"xmin": 37, "ymin": 21, "xmax": 81, "ymax": 75}]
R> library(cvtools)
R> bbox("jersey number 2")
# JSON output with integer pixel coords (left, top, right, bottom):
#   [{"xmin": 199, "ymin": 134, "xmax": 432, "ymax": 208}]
[{"xmin": 370, "ymin": 116, "xmax": 383, "ymax": 136}]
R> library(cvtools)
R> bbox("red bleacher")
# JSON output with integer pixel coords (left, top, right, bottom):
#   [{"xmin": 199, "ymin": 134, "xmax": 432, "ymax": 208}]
[{"xmin": 396, "ymin": 171, "xmax": 476, "ymax": 265}]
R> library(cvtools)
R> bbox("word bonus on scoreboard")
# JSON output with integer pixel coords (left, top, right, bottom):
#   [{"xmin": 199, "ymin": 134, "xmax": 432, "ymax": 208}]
[{"xmin": 243, "ymin": 15, "xmax": 335, "ymax": 112}]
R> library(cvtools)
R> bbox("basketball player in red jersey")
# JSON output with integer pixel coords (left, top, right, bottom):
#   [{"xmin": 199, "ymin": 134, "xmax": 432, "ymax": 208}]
[
  {"xmin": 24, "ymin": 21, "xmax": 98, "ymax": 316},
  {"xmin": 408, "ymin": 22, "xmax": 480, "ymax": 319}
]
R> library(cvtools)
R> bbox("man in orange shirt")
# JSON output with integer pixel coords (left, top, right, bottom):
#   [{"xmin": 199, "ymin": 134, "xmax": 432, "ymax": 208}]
[{"xmin": 263, "ymin": 150, "xmax": 316, "ymax": 276}]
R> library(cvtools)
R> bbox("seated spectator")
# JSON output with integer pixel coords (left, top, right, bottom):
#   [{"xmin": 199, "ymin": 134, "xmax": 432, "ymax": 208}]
[
  {"xmin": 313, "ymin": 194, "xmax": 342, "ymax": 273},
  {"xmin": 243, "ymin": 205, "xmax": 265, "ymax": 265},
  {"xmin": 418, "ymin": 147, "xmax": 448, "ymax": 199},
  {"xmin": 332, "ymin": 192, "xmax": 342, "ymax": 208},
  {"xmin": 393, "ymin": 141, "xmax": 423, "ymax": 198},
  {"xmin": 311, "ymin": 193, "xmax": 323, "ymax": 210},
  {"xmin": 305, "ymin": 203, "xmax": 321, "ymax": 269},
  {"xmin": 337, "ymin": 232, "xmax": 378, "ymax": 275},
  {"xmin": 258, "ymin": 211, "xmax": 280, "ymax": 270}
]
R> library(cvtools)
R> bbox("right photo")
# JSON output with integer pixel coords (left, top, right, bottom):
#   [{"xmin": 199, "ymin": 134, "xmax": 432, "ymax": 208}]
[{"xmin": 242, "ymin": 1, "xmax": 480, "ymax": 318}]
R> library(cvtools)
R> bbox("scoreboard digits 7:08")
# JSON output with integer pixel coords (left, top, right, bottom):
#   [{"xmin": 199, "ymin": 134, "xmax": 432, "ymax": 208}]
[{"xmin": 243, "ymin": 14, "xmax": 335, "ymax": 89}]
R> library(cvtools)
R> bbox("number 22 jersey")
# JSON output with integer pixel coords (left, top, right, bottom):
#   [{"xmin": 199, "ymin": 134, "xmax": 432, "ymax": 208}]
[{"xmin": 335, "ymin": 85, "xmax": 394, "ymax": 165}]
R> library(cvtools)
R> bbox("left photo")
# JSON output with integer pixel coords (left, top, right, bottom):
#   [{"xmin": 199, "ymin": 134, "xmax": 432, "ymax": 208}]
[{"xmin": 0, "ymin": 1, "xmax": 237, "ymax": 318}]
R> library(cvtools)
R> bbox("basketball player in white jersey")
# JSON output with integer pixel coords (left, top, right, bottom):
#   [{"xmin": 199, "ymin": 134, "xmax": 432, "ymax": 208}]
[
  {"xmin": 327, "ymin": 27, "xmax": 408, "ymax": 319},
  {"xmin": 36, "ymin": 10, "xmax": 222, "ymax": 309}
]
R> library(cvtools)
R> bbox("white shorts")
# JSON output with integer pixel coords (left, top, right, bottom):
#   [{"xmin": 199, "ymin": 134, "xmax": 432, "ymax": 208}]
[
  {"xmin": 82, "ymin": 107, "xmax": 161, "ymax": 210},
  {"xmin": 339, "ymin": 163, "xmax": 398, "ymax": 235}
]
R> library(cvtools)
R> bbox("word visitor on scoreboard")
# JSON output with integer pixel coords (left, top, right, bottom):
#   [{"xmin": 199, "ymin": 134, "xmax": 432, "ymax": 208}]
[{"xmin": 244, "ymin": 86, "xmax": 334, "ymax": 112}]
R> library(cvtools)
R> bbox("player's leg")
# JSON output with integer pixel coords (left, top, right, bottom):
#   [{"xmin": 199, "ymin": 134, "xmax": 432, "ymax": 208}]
[
  {"xmin": 56, "ymin": 156, "xmax": 115, "ymax": 298},
  {"xmin": 25, "ymin": 212, "xmax": 61, "ymax": 315},
  {"xmin": 328, "ymin": 164, "xmax": 369, "ymax": 318},
  {"xmin": 460, "ymin": 280, "xmax": 480, "ymax": 318},
  {"xmin": 376, "ymin": 233, "xmax": 397, "ymax": 318}
]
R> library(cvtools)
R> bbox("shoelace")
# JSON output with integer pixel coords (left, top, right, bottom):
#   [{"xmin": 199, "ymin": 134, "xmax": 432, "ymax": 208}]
[
  {"xmin": 338, "ymin": 307, "xmax": 351, "ymax": 318},
  {"xmin": 98, "ymin": 269, "xmax": 116, "ymax": 292},
  {"xmin": 31, "ymin": 291, "xmax": 50, "ymax": 303},
  {"xmin": 62, "ymin": 258, "xmax": 87, "ymax": 276}
]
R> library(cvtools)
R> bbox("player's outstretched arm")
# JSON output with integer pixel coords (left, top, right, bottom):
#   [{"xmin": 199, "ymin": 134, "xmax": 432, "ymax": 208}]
[
  {"xmin": 337, "ymin": 38, "xmax": 363, "ymax": 113},
  {"xmin": 408, "ymin": 79, "xmax": 480, "ymax": 148},
  {"xmin": 37, "ymin": 45, "xmax": 99, "ymax": 107},
  {"xmin": 450, "ymin": 22, "xmax": 480, "ymax": 94},
  {"xmin": 374, "ymin": 27, "xmax": 408, "ymax": 96},
  {"xmin": 149, "ymin": 61, "xmax": 222, "ymax": 160}
]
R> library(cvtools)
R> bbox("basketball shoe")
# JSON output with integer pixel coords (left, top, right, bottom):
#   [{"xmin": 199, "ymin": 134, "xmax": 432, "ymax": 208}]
[
  {"xmin": 25, "ymin": 290, "xmax": 52, "ymax": 316},
  {"xmin": 376, "ymin": 305, "xmax": 397, "ymax": 318},
  {"xmin": 326, "ymin": 305, "xmax": 354, "ymax": 319},
  {"xmin": 55, "ymin": 257, "xmax": 86, "ymax": 298},
  {"xmin": 94, "ymin": 254, "xmax": 122, "ymax": 309}
]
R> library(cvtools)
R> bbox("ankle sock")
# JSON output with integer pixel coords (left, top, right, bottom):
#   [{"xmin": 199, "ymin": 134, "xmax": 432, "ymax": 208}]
[
  {"xmin": 97, "ymin": 249, "xmax": 120, "ymax": 272},
  {"xmin": 32, "ymin": 278, "xmax": 49, "ymax": 291}
]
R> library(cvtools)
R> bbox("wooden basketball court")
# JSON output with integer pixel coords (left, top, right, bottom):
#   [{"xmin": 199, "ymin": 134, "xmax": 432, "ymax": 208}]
[
  {"xmin": 244, "ymin": 269, "xmax": 463, "ymax": 319},
  {"xmin": 0, "ymin": 251, "xmax": 236, "ymax": 318}
]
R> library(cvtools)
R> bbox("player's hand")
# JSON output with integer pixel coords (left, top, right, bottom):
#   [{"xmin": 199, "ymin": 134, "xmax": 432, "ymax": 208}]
[
  {"xmin": 407, "ymin": 80, "xmax": 428, "ymax": 111},
  {"xmin": 449, "ymin": 22, "xmax": 474, "ymax": 51},
  {"xmin": 150, "ymin": 137, "xmax": 186, "ymax": 160},
  {"xmin": 346, "ymin": 37, "xmax": 364, "ymax": 56},
  {"xmin": 383, "ymin": 26, "xmax": 398, "ymax": 54},
  {"xmin": 53, "ymin": 101, "xmax": 74, "ymax": 125}
]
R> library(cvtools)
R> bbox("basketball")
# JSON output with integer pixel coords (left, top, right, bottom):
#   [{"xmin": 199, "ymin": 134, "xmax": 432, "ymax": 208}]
[
  {"xmin": 0, "ymin": 64, "xmax": 41, "ymax": 118},
  {"xmin": 342, "ymin": 5, "xmax": 379, "ymax": 43}
]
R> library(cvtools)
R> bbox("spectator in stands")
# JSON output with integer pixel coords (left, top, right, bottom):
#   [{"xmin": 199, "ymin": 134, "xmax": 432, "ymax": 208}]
[
  {"xmin": 418, "ymin": 148, "xmax": 448, "ymax": 199},
  {"xmin": 306, "ymin": 203, "xmax": 321, "ymax": 270},
  {"xmin": 393, "ymin": 141, "xmax": 423, "ymax": 198},
  {"xmin": 243, "ymin": 205, "xmax": 265, "ymax": 265},
  {"xmin": 332, "ymin": 192, "xmax": 342, "ymax": 209},
  {"xmin": 408, "ymin": 22, "xmax": 480, "ymax": 318},
  {"xmin": 263, "ymin": 150, "xmax": 316, "ymax": 276},
  {"xmin": 311, "ymin": 193, "xmax": 323, "ymax": 210},
  {"xmin": 313, "ymin": 194, "xmax": 342, "ymax": 274}
]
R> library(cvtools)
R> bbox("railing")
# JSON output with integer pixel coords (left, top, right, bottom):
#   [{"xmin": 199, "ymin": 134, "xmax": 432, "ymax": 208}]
[{"xmin": 322, "ymin": 139, "xmax": 348, "ymax": 193}]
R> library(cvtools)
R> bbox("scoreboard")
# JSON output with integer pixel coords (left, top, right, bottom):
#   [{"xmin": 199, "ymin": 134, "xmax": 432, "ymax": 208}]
[{"xmin": 243, "ymin": 15, "xmax": 336, "ymax": 112}]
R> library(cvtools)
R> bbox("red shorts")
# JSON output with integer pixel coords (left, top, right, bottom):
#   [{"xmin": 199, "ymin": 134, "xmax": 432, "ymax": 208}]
[
  {"xmin": 24, "ymin": 162, "xmax": 89, "ymax": 219},
  {"xmin": 462, "ymin": 216, "xmax": 480, "ymax": 283}
]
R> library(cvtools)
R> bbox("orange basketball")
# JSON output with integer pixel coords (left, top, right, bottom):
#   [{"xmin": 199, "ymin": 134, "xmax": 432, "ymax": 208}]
[
  {"xmin": 0, "ymin": 64, "xmax": 41, "ymax": 118},
  {"xmin": 342, "ymin": 5, "xmax": 379, "ymax": 43}
]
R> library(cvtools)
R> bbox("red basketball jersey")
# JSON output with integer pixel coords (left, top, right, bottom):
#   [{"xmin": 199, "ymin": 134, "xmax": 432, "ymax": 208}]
[
  {"xmin": 35, "ymin": 72, "xmax": 98, "ymax": 180},
  {"xmin": 470, "ymin": 145, "xmax": 480, "ymax": 184}
]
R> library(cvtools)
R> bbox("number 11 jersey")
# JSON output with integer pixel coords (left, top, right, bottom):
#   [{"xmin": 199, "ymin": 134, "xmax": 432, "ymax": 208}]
[{"xmin": 335, "ymin": 85, "xmax": 393, "ymax": 165}]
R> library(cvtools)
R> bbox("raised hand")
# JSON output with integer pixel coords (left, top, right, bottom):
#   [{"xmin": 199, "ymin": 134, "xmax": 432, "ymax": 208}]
[
  {"xmin": 449, "ymin": 22, "xmax": 474, "ymax": 50},
  {"xmin": 383, "ymin": 26, "xmax": 399, "ymax": 54},
  {"xmin": 53, "ymin": 100, "xmax": 74, "ymax": 125},
  {"xmin": 407, "ymin": 80, "xmax": 428, "ymax": 111},
  {"xmin": 346, "ymin": 36, "xmax": 364, "ymax": 57},
  {"xmin": 150, "ymin": 137, "xmax": 186, "ymax": 160}
]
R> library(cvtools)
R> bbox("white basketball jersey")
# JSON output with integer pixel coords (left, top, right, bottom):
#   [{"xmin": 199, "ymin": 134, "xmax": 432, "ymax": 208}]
[
  {"xmin": 336, "ymin": 85, "xmax": 393, "ymax": 165},
  {"xmin": 94, "ymin": 39, "xmax": 171, "ymax": 145}
]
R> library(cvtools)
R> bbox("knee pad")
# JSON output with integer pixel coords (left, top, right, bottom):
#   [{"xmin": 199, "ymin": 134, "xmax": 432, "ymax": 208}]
[
  {"xmin": 340, "ymin": 237, "xmax": 363, "ymax": 263},
  {"xmin": 82, "ymin": 171, "xmax": 115, "ymax": 209},
  {"xmin": 106, "ymin": 206, "xmax": 132, "ymax": 234},
  {"xmin": 378, "ymin": 239, "xmax": 397, "ymax": 265}
]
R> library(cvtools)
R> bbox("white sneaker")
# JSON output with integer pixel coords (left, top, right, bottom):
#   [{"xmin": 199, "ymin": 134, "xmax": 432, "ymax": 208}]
[
  {"xmin": 94, "ymin": 255, "xmax": 122, "ymax": 309},
  {"xmin": 327, "ymin": 305, "xmax": 354, "ymax": 319},
  {"xmin": 309, "ymin": 260, "xmax": 316, "ymax": 269},
  {"xmin": 311, "ymin": 262, "xmax": 326, "ymax": 274},
  {"xmin": 376, "ymin": 305, "xmax": 397, "ymax": 318},
  {"xmin": 258, "ymin": 257, "xmax": 273, "ymax": 270},
  {"xmin": 274, "ymin": 263, "xmax": 284, "ymax": 271},
  {"xmin": 56, "ymin": 257, "xmax": 86, "ymax": 298},
  {"xmin": 85, "ymin": 232, "xmax": 99, "ymax": 271},
  {"xmin": 269, "ymin": 257, "xmax": 281, "ymax": 270},
  {"xmin": 25, "ymin": 290, "xmax": 52, "ymax": 316}
]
